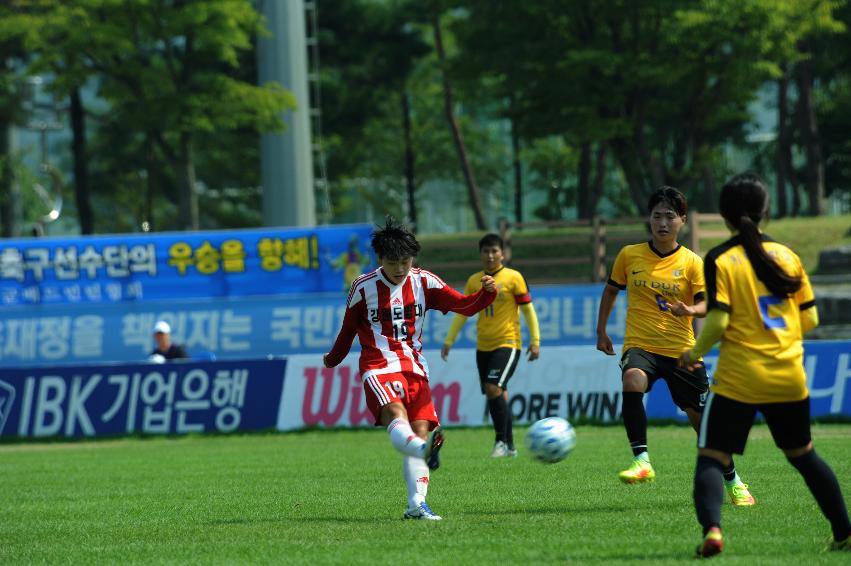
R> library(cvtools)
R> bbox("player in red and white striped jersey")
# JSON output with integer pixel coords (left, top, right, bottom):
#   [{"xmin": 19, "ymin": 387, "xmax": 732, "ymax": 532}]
[{"xmin": 324, "ymin": 218, "xmax": 496, "ymax": 520}]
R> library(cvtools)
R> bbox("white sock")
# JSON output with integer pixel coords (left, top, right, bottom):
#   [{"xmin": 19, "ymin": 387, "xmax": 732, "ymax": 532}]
[
  {"xmin": 403, "ymin": 456, "xmax": 429, "ymax": 509},
  {"xmin": 387, "ymin": 418, "xmax": 426, "ymax": 458}
]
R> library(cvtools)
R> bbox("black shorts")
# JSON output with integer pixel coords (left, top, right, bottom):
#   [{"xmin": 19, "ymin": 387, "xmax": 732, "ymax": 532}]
[
  {"xmin": 476, "ymin": 348, "xmax": 521, "ymax": 394},
  {"xmin": 620, "ymin": 347, "xmax": 708, "ymax": 412},
  {"xmin": 698, "ymin": 392, "xmax": 812, "ymax": 455}
]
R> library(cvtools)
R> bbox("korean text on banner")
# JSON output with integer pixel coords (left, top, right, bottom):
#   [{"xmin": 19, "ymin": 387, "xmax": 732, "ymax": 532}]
[
  {"xmin": 0, "ymin": 358, "xmax": 287, "ymax": 439},
  {"xmin": 0, "ymin": 224, "xmax": 374, "ymax": 306}
]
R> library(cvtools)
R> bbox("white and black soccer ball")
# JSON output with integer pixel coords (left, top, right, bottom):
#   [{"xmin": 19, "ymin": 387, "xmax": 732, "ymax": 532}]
[{"xmin": 525, "ymin": 417, "xmax": 577, "ymax": 463}]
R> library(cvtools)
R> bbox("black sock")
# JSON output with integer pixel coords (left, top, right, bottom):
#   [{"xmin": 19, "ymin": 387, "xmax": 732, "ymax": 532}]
[
  {"xmin": 487, "ymin": 396, "xmax": 508, "ymax": 444},
  {"xmin": 722, "ymin": 459, "xmax": 737, "ymax": 483},
  {"xmin": 504, "ymin": 396, "xmax": 515, "ymax": 449},
  {"xmin": 788, "ymin": 450, "xmax": 851, "ymax": 541},
  {"xmin": 694, "ymin": 455, "xmax": 725, "ymax": 536},
  {"xmin": 622, "ymin": 392, "xmax": 647, "ymax": 456}
]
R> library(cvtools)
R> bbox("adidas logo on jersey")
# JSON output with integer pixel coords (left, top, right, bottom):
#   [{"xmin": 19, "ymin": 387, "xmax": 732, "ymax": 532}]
[{"xmin": 392, "ymin": 297, "xmax": 403, "ymax": 305}]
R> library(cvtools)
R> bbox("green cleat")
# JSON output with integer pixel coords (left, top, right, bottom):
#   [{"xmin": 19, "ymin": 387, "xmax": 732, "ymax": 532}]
[
  {"xmin": 726, "ymin": 481, "xmax": 755, "ymax": 506},
  {"xmin": 618, "ymin": 458, "xmax": 656, "ymax": 484}
]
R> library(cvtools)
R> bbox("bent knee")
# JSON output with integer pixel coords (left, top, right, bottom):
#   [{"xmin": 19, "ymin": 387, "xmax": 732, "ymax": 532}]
[
  {"xmin": 783, "ymin": 442, "xmax": 813, "ymax": 459},
  {"xmin": 484, "ymin": 383, "xmax": 503, "ymax": 399},
  {"xmin": 622, "ymin": 369, "xmax": 648, "ymax": 392}
]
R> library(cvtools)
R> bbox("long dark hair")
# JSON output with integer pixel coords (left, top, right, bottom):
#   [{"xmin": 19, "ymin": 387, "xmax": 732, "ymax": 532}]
[{"xmin": 719, "ymin": 173, "xmax": 801, "ymax": 297}]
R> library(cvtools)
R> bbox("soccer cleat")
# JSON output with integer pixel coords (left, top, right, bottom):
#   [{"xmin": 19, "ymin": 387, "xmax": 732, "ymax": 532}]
[
  {"xmin": 424, "ymin": 426, "xmax": 444, "ymax": 471},
  {"xmin": 695, "ymin": 527, "xmax": 723, "ymax": 558},
  {"xmin": 726, "ymin": 481, "xmax": 755, "ymax": 506},
  {"xmin": 618, "ymin": 459, "xmax": 656, "ymax": 484},
  {"xmin": 403, "ymin": 502, "xmax": 442, "ymax": 521},
  {"xmin": 828, "ymin": 534, "xmax": 851, "ymax": 551},
  {"xmin": 490, "ymin": 440, "xmax": 509, "ymax": 458},
  {"xmin": 507, "ymin": 446, "xmax": 518, "ymax": 458}
]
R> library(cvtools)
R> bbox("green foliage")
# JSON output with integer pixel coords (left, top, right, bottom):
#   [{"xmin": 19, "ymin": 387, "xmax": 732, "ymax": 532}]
[
  {"xmin": 450, "ymin": 0, "xmax": 847, "ymax": 217},
  {"xmin": 6, "ymin": 0, "xmax": 295, "ymax": 232},
  {"xmin": 523, "ymin": 136, "xmax": 579, "ymax": 220},
  {"xmin": 1, "ymin": 0, "xmax": 850, "ymax": 232},
  {"xmin": 2, "ymin": 425, "xmax": 850, "ymax": 563}
]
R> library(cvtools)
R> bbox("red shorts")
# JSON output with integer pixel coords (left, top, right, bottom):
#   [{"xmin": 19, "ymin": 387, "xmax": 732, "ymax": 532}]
[{"xmin": 362, "ymin": 371, "xmax": 439, "ymax": 428}]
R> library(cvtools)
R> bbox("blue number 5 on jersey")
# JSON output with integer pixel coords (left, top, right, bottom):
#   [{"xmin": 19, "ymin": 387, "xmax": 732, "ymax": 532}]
[{"xmin": 758, "ymin": 295, "xmax": 786, "ymax": 329}]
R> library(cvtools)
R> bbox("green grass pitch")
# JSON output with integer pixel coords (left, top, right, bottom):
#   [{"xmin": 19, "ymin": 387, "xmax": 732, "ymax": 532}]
[{"xmin": 2, "ymin": 424, "xmax": 850, "ymax": 564}]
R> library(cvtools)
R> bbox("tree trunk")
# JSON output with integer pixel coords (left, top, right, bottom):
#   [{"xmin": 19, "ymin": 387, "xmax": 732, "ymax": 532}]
[
  {"xmin": 795, "ymin": 55, "xmax": 825, "ymax": 216},
  {"xmin": 144, "ymin": 134, "xmax": 156, "ymax": 231},
  {"xmin": 0, "ymin": 122, "xmax": 19, "ymax": 237},
  {"xmin": 400, "ymin": 89, "xmax": 417, "ymax": 231},
  {"xmin": 577, "ymin": 142, "xmax": 591, "ymax": 220},
  {"xmin": 611, "ymin": 138, "xmax": 649, "ymax": 214},
  {"xmin": 431, "ymin": 12, "xmax": 486, "ymax": 230},
  {"xmin": 70, "ymin": 89, "xmax": 94, "ymax": 234},
  {"xmin": 177, "ymin": 133, "xmax": 199, "ymax": 230},
  {"xmin": 702, "ymin": 164, "xmax": 716, "ymax": 212},
  {"xmin": 589, "ymin": 142, "xmax": 607, "ymax": 218},
  {"xmin": 775, "ymin": 70, "xmax": 790, "ymax": 218},
  {"xmin": 510, "ymin": 117, "xmax": 523, "ymax": 226},
  {"xmin": 509, "ymin": 98, "xmax": 523, "ymax": 225},
  {"xmin": 634, "ymin": 123, "xmax": 664, "ymax": 190}
]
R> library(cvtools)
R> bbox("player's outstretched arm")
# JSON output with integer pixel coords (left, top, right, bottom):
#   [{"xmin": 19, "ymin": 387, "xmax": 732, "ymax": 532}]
[
  {"xmin": 480, "ymin": 274, "xmax": 496, "ymax": 292},
  {"xmin": 323, "ymin": 302, "xmax": 360, "ymax": 368},
  {"xmin": 678, "ymin": 308, "xmax": 729, "ymax": 369},
  {"xmin": 667, "ymin": 299, "xmax": 707, "ymax": 318},
  {"xmin": 428, "ymin": 275, "xmax": 496, "ymax": 316},
  {"xmin": 595, "ymin": 285, "xmax": 619, "ymax": 356}
]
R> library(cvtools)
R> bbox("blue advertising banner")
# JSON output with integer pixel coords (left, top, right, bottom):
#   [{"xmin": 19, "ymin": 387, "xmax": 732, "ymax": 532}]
[
  {"xmin": 0, "ymin": 224, "xmax": 374, "ymax": 306},
  {"xmin": 645, "ymin": 341, "xmax": 851, "ymax": 419},
  {"xmin": 0, "ymin": 283, "xmax": 616, "ymax": 366},
  {"xmin": 1, "ymin": 282, "xmax": 849, "ymax": 374},
  {"xmin": 0, "ymin": 358, "xmax": 287, "ymax": 438}
]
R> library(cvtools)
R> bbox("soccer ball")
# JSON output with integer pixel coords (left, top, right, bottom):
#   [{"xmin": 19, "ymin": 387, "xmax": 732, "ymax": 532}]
[{"xmin": 525, "ymin": 417, "xmax": 577, "ymax": 463}]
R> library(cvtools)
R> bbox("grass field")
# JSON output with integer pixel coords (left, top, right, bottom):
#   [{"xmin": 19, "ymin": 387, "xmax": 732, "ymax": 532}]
[{"xmin": 2, "ymin": 424, "xmax": 850, "ymax": 565}]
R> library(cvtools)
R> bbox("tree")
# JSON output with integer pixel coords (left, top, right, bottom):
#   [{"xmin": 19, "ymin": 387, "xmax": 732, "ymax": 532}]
[
  {"xmin": 451, "ymin": 0, "xmax": 844, "ymax": 217},
  {"xmin": 17, "ymin": 0, "xmax": 295, "ymax": 231},
  {"xmin": 0, "ymin": 5, "xmax": 29, "ymax": 236},
  {"xmin": 317, "ymin": 0, "xmax": 429, "ymax": 226},
  {"xmin": 431, "ymin": 9, "xmax": 485, "ymax": 229}
]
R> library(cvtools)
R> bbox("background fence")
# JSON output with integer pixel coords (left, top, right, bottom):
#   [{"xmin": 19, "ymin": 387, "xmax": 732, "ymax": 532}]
[{"xmin": 420, "ymin": 213, "xmax": 730, "ymax": 286}]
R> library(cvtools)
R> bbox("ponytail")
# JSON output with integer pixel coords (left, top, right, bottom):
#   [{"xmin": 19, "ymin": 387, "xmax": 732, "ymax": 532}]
[{"xmin": 719, "ymin": 173, "xmax": 801, "ymax": 298}]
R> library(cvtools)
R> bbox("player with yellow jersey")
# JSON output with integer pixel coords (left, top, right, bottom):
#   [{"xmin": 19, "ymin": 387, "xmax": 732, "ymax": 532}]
[
  {"xmin": 442, "ymin": 233, "xmax": 540, "ymax": 458},
  {"xmin": 596, "ymin": 187, "xmax": 753, "ymax": 505},
  {"xmin": 679, "ymin": 173, "xmax": 850, "ymax": 558}
]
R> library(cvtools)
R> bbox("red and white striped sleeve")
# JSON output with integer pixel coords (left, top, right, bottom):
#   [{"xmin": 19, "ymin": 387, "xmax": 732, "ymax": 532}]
[{"xmin": 420, "ymin": 270, "xmax": 496, "ymax": 315}]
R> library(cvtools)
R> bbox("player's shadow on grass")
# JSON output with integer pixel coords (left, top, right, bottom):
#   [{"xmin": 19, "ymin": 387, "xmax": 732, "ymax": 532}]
[
  {"xmin": 564, "ymin": 550, "xmax": 691, "ymax": 562},
  {"xmin": 462, "ymin": 503, "xmax": 629, "ymax": 517},
  {"xmin": 205, "ymin": 516, "xmax": 369, "ymax": 525}
]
